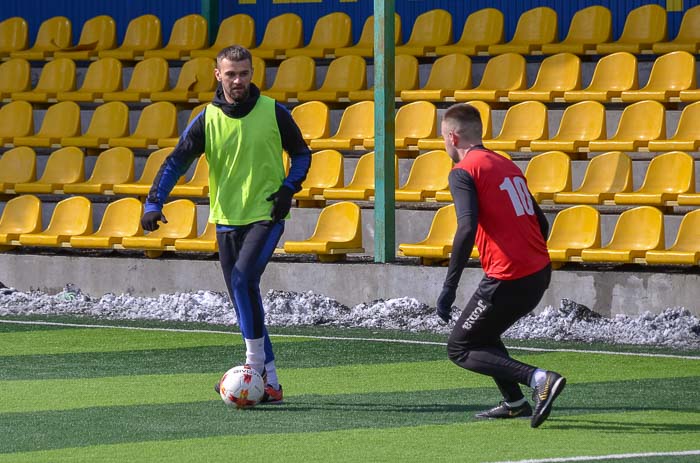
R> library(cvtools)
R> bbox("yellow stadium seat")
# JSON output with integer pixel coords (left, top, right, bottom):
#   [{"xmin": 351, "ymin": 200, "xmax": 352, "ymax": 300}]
[
  {"xmin": 19, "ymin": 196, "xmax": 92, "ymax": 247},
  {"xmin": 679, "ymin": 89, "xmax": 700, "ymax": 103},
  {"xmin": 261, "ymin": 56, "xmax": 315, "ymax": 102},
  {"xmin": 0, "ymin": 100, "xmax": 33, "ymax": 145},
  {"xmin": 98, "ymin": 14, "xmax": 162, "ymax": 61},
  {"xmin": 596, "ymin": 4, "xmax": 667, "ymax": 54},
  {"xmin": 158, "ymin": 103, "xmax": 207, "ymax": 148},
  {"xmin": 529, "ymin": 100, "xmax": 606, "ymax": 153},
  {"xmin": 434, "ymin": 8, "xmax": 504, "ymax": 56},
  {"xmin": 291, "ymin": 101, "xmax": 330, "ymax": 144},
  {"xmin": 70, "ymin": 198, "xmax": 143, "ymax": 249},
  {"xmin": 563, "ymin": 52, "xmax": 637, "ymax": 103},
  {"xmin": 108, "ymin": 102, "xmax": 178, "ymax": 149},
  {"xmin": 580, "ymin": 206, "xmax": 664, "ymax": 263},
  {"xmin": 121, "ymin": 199, "xmax": 197, "ymax": 258},
  {"xmin": 0, "ymin": 17, "xmax": 28, "ymax": 59},
  {"xmin": 56, "ymin": 58, "xmax": 122, "ymax": 102},
  {"xmin": 396, "ymin": 9, "xmax": 453, "ymax": 57},
  {"xmin": 553, "ymin": 151, "xmax": 632, "ymax": 205},
  {"xmin": 587, "ymin": 100, "xmax": 665, "ymax": 152},
  {"xmin": 546, "ymin": 205, "xmax": 601, "ymax": 262},
  {"xmin": 102, "ymin": 57, "xmax": 169, "ymax": 102},
  {"xmin": 170, "ymin": 154, "xmax": 209, "ymax": 197},
  {"xmin": 613, "ymin": 151, "xmax": 695, "ymax": 206},
  {"xmin": 0, "ymin": 58, "xmax": 30, "ymax": 100},
  {"xmin": 524, "ymin": 151, "xmax": 572, "ymax": 202},
  {"xmin": 488, "ymin": 7, "xmax": 558, "ymax": 55},
  {"xmin": 151, "ymin": 57, "xmax": 216, "ymax": 102},
  {"xmin": 0, "ymin": 195, "xmax": 42, "ymax": 248},
  {"xmin": 348, "ymin": 54, "xmax": 419, "ymax": 101},
  {"xmin": 508, "ymin": 53, "xmax": 581, "ymax": 102},
  {"xmin": 286, "ymin": 12, "xmax": 352, "ymax": 58},
  {"xmin": 395, "ymin": 150, "xmax": 452, "ymax": 201},
  {"xmin": 11, "ymin": 16, "xmax": 71, "ymax": 60},
  {"xmin": 251, "ymin": 55, "xmax": 267, "ymax": 90},
  {"xmin": 645, "ymin": 210, "xmax": 700, "ymax": 265},
  {"xmin": 364, "ymin": 100, "xmax": 437, "ymax": 150},
  {"xmin": 541, "ymin": 6, "xmax": 612, "ymax": 55},
  {"xmin": 144, "ymin": 14, "xmax": 207, "ymax": 60},
  {"xmin": 399, "ymin": 204, "xmax": 455, "ymax": 264},
  {"xmin": 323, "ymin": 151, "xmax": 397, "ymax": 200},
  {"xmin": 11, "ymin": 58, "xmax": 76, "ymax": 103},
  {"xmin": 53, "ymin": 15, "xmax": 117, "ymax": 60},
  {"xmin": 647, "ymin": 102, "xmax": 700, "ymax": 152},
  {"xmin": 191, "ymin": 14, "xmax": 255, "ymax": 58},
  {"xmin": 652, "ymin": 5, "xmax": 700, "ymax": 54},
  {"xmin": 620, "ymin": 51, "xmax": 696, "ymax": 102},
  {"xmin": 335, "ymin": 13, "xmax": 401, "ymax": 58},
  {"xmin": 453, "ymin": 53, "xmax": 526, "ymax": 102},
  {"xmin": 112, "ymin": 147, "xmax": 183, "ymax": 196},
  {"xmin": 677, "ymin": 193, "xmax": 700, "ymax": 206},
  {"xmin": 173, "ymin": 221, "xmax": 217, "ymax": 253},
  {"xmin": 283, "ymin": 201, "xmax": 363, "ymax": 262},
  {"xmin": 63, "ymin": 147, "xmax": 135, "ymax": 195},
  {"xmin": 293, "ymin": 150, "xmax": 344, "ymax": 204},
  {"xmin": 400, "ymin": 53, "xmax": 471, "ymax": 102},
  {"xmin": 309, "ymin": 101, "xmax": 373, "ymax": 150},
  {"xmin": 297, "ymin": 55, "xmax": 366, "ymax": 102},
  {"xmin": 61, "ymin": 101, "xmax": 129, "ymax": 149},
  {"xmin": 0, "ymin": 147, "xmax": 36, "ymax": 192},
  {"xmin": 13, "ymin": 101, "xmax": 81, "ymax": 148},
  {"xmin": 14, "ymin": 146, "xmax": 84, "ymax": 194},
  {"xmin": 483, "ymin": 101, "xmax": 548, "ymax": 151},
  {"xmin": 250, "ymin": 13, "xmax": 303, "ymax": 60},
  {"xmin": 417, "ymin": 100, "xmax": 491, "ymax": 150}
]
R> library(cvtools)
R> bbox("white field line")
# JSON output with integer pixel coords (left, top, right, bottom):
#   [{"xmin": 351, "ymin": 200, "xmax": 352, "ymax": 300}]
[{"xmin": 486, "ymin": 449, "xmax": 700, "ymax": 463}]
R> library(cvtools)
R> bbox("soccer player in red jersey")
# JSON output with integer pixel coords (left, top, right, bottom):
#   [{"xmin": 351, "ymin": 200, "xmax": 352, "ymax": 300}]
[{"xmin": 436, "ymin": 103, "xmax": 566, "ymax": 428}]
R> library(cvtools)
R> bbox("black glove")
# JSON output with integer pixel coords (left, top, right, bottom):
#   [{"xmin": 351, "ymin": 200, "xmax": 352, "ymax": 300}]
[
  {"xmin": 266, "ymin": 185, "xmax": 294, "ymax": 222},
  {"xmin": 141, "ymin": 210, "xmax": 167, "ymax": 231},
  {"xmin": 436, "ymin": 285, "xmax": 457, "ymax": 323}
]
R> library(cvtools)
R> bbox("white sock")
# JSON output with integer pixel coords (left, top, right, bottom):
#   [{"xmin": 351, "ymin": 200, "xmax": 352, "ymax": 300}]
[
  {"xmin": 244, "ymin": 337, "xmax": 265, "ymax": 375},
  {"xmin": 530, "ymin": 369, "xmax": 547, "ymax": 388},
  {"xmin": 265, "ymin": 360, "xmax": 279, "ymax": 389},
  {"xmin": 505, "ymin": 397, "xmax": 527, "ymax": 408}
]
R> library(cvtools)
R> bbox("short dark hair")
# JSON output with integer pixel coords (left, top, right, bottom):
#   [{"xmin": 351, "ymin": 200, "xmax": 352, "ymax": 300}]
[
  {"xmin": 442, "ymin": 103, "xmax": 483, "ymax": 142},
  {"xmin": 216, "ymin": 45, "xmax": 252, "ymax": 67}
]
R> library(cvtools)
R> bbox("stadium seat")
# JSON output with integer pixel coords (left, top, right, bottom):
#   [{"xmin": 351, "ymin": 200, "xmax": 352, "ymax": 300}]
[
  {"xmin": 309, "ymin": 101, "xmax": 374, "ymax": 150},
  {"xmin": 102, "ymin": 57, "xmax": 169, "ymax": 102},
  {"xmin": 483, "ymin": 101, "xmax": 548, "ymax": 151},
  {"xmin": 0, "ymin": 195, "xmax": 41, "ymax": 248},
  {"xmin": 596, "ymin": 4, "xmax": 666, "ymax": 54},
  {"xmin": 291, "ymin": 101, "xmax": 330, "ymax": 144},
  {"xmin": 121, "ymin": 199, "xmax": 197, "ymax": 258},
  {"xmin": 613, "ymin": 151, "xmax": 695, "ymax": 206},
  {"xmin": 112, "ymin": 147, "xmax": 183, "ymax": 196},
  {"xmin": 0, "ymin": 100, "xmax": 33, "ymax": 145},
  {"xmin": 0, "ymin": 58, "xmax": 30, "ymax": 100},
  {"xmin": 677, "ymin": 193, "xmax": 700, "ymax": 206},
  {"xmin": 488, "ymin": 7, "xmax": 558, "ymax": 55},
  {"xmin": 335, "ymin": 13, "xmax": 401, "ymax": 57},
  {"xmin": 399, "ymin": 204, "xmax": 455, "ymax": 263},
  {"xmin": 158, "ymin": 103, "xmax": 207, "ymax": 148},
  {"xmin": 18, "ymin": 196, "xmax": 92, "ymax": 247},
  {"xmin": 529, "ymin": 100, "xmax": 606, "ymax": 153},
  {"xmin": 108, "ymin": 102, "xmax": 178, "ymax": 149},
  {"xmin": 652, "ymin": 5, "xmax": 700, "ymax": 54},
  {"xmin": 0, "ymin": 147, "xmax": 36, "ymax": 192},
  {"xmin": 587, "ymin": 100, "xmax": 665, "ymax": 152},
  {"xmin": 323, "ymin": 151, "xmax": 397, "ymax": 200},
  {"xmin": 679, "ymin": 88, "xmax": 700, "ymax": 103},
  {"xmin": 553, "ymin": 151, "xmax": 632, "ymax": 204},
  {"xmin": 296, "ymin": 55, "xmax": 366, "ymax": 102},
  {"xmin": 173, "ymin": 221, "xmax": 217, "ymax": 253},
  {"xmin": 0, "ymin": 17, "xmax": 28, "ymax": 59},
  {"xmin": 620, "ymin": 51, "xmax": 696, "ymax": 102},
  {"xmin": 98, "ymin": 14, "xmax": 162, "ymax": 60},
  {"xmin": 508, "ymin": 53, "xmax": 581, "ymax": 102},
  {"xmin": 60, "ymin": 101, "xmax": 129, "ymax": 149},
  {"xmin": 580, "ymin": 206, "xmax": 664, "ymax": 263},
  {"xmin": 647, "ymin": 102, "xmax": 700, "ymax": 152},
  {"xmin": 250, "ymin": 13, "xmax": 303, "ymax": 59},
  {"xmin": 283, "ymin": 201, "xmax": 363, "ymax": 262},
  {"xmin": 540, "ymin": 6, "xmax": 612, "ymax": 55},
  {"xmin": 399, "ymin": 53, "xmax": 471, "ymax": 102},
  {"xmin": 453, "ymin": 53, "xmax": 526, "ymax": 102},
  {"xmin": 261, "ymin": 55, "xmax": 315, "ymax": 102},
  {"xmin": 151, "ymin": 57, "xmax": 216, "ymax": 102},
  {"xmin": 395, "ymin": 150, "xmax": 452, "ymax": 201},
  {"xmin": 348, "ymin": 54, "xmax": 419, "ymax": 101},
  {"xmin": 395, "ymin": 9, "xmax": 453, "ymax": 56},
  {"xmin": 191, "ymin": 14, "xmax": 255, "ymax": 58},
  {"xmin": 55, "ymin": 58, "xmax": 123, "ymax": 102},
  {"xmin": 563, "ymin": 52, "xmax": 637, "ymax": 103},
  {"xmin": 14, "ymin": 146, "xmax": 84, "ymax": 194},
  {"xmin": 645, "ymin": 210, "xmax": 700, "ymax": 265},
  {"xmin": 524, "ymin": 151, "xmax": 572, "ymax": 202},
  {"xmin": 63, "ymin": 147, "xmax": 135, "ymax": 195},
  {"xmin": 53, "ymin": 15, "xmax": 116, "ymax": 60},
  {"xmin": 417, "ymin": 100, "xmax": 491, "ymax": 150},
  {"xmin": 434, "ymin": 8, "xmax": 504, "ymax": 56},
  {"xmin": 546, "ymin": 205, "xmax": 601, "ymax": 262},
  {"xmin": 13, "ymin": 101, "xmax": 81, "ymax": 148},
  {"xmin": 363, "ymin": 100, "xmax": 437, "ymax": 150},
  {"xmin": 286, "ymin": 12, "xmax": 352, "ymax": 58},
  {"xmin": 10, "ymin": 16, "xmax": 71, "ymax": 60},
  {"xmin": 170, "ymin": 154, "xmax": 209, "ymax": 197},
  {"xmin": 11, "ymin": 58, "xmax": 76, "ymax": 102},
  {"xmin": 144, "ymin": 14, "xmax": 207, "ymax": 60},
  {"xmin": 70, "ymin": 197, "xmax": 144, "ymax": 249},
  {"xmin": 293, "ymin": 150, "xmax": 344, "ymax": 205}
]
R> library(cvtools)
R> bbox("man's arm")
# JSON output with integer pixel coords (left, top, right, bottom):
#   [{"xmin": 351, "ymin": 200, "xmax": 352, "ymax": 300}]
[
  {"xmin": 532, "ymin": 198, "xmax": 549, "ymax": 241},
  {"xmin": 275, "ymin": 103, "xmax": 311, "ymax": 192}
]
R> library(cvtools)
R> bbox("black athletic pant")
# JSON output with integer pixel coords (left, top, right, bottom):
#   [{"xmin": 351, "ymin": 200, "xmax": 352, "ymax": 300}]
[{"xmin": 447, "ymin": 264, "xmax": 551, "ymax": 402}]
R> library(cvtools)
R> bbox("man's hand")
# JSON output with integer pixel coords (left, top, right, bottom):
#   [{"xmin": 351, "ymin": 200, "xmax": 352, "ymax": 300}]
[
  {"xmin": 436, "ymin": 285, "xmax": 457, "ymax": 323},
  {"xmin": 266, "ymin": 185, "xmax": 294, "ymax": 222},
  {"xmin": 141, "ymin": 210, "xmax": 167, "ymax": 231}
]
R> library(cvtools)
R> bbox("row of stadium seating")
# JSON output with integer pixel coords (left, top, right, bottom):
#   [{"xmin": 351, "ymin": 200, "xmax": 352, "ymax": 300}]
[{"xmin": 1, "ymin": 4, "xmax": 698, "ymax": 62}]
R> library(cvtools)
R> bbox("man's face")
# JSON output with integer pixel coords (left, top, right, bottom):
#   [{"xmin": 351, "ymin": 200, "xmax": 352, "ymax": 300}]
[
  {"xmin": 215, "ymin": 58, "xmax": 253, "ymax": 103},
  {"xmin": 441, "ymin": 121, "xmax": 460, "ymax": 163}
]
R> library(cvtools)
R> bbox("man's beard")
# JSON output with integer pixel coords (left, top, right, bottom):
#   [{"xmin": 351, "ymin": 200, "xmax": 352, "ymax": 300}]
[{"xmin": 229, "ymin": 86, "xmax": 249, "ymax": 103}]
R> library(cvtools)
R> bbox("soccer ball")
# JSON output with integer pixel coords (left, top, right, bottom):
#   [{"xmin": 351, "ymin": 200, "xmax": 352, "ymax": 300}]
[{"xmin": 219, "ymin": 365, "xmax": 265, "ymax": 409}]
